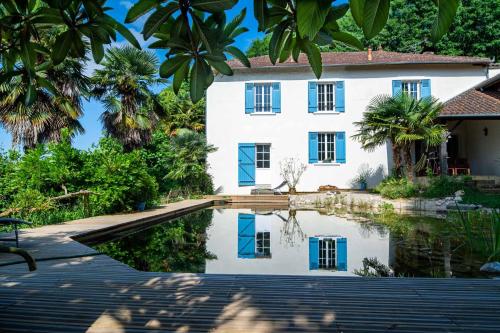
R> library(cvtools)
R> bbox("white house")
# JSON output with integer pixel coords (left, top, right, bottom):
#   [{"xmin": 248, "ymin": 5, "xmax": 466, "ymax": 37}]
[{"xmin": 206, "ymin": 50, "xmax": 493, "ymax": 194}]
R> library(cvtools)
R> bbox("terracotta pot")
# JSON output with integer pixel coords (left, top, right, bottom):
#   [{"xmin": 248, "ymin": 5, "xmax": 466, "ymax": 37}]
[{"xmin": 289, "ymin": 187, "xmax": 297, "ymax": 194}]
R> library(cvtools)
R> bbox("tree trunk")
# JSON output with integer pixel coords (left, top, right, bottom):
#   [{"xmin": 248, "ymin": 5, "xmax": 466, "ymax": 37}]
[
  {"xmin": 391, "ymin": 142, "xmax": 402, "ymax": 177},
  {"xmin": 403, "ymin": 145, "xmax": 414, "ymax": 181}
]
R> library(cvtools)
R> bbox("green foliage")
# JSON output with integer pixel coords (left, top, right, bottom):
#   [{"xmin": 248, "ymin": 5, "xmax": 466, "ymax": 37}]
[
  {"xmin": 330, "ymin": 0, "xmax": 498, "ymax": 60},
  {"xmin": 374, "ymin": 177, "xmax": 417, "ymax": 199},
  {"xmin": 449, "ymin": 210, "xmax": 500, "ymax": 261},
  {"xmin": 95, "ymin": 209, "xmax": 215, "ymax": 272},
  {"xmin": 0, "ymin": 0, "xmax": 139, "ymax": 106},
  {"xmin": 246, "ymin": 35, "xmax": 271, "ymax": 57},
  {"xmin": 157, "ymin": 83, "xmax": 206, "ymax": 134},
  {"xmin": 82, "ymin": 137, "xmax": 159, "ymax": 214},
  {"xmin": 92, "ymin": 46, "xmax": 165, "ymax": 151},
  {"xmin": 420, "ymin": 175, "xmax": 471, "ymax": 198},
  {"xmin": 462, "ymin": 192, "xmax": 500, "ymax": 209},
  {"xmin": 142, "ymin": 130, "xmax": 216, "ymax": 195}
]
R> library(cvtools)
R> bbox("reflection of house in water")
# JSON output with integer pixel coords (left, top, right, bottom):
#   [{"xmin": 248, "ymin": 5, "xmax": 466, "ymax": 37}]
[{"xmin": 205, "ymin": 209, "xmax": 390, "ymax": 276}]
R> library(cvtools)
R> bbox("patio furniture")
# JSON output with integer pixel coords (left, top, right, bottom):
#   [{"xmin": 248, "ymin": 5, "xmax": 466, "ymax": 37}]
[
  {"xmin": 447, "ymin": 158, "xmax": 471, "ymax": 176},
  {"xmin": 251, "ymin": 181, "xmax": 288, "ymax": 195},
  {"xmin": 0, "ymin": 218, "xmax": 32, "ymax": 248}
]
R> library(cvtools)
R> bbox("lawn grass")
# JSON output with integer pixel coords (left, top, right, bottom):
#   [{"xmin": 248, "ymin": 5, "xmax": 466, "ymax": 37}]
[{"xmin": 462, "ymin": 190, "xmax": 500, "ymax": 209}]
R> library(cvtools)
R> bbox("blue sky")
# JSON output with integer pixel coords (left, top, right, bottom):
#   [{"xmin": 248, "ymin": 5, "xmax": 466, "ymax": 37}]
[{"xmin": 0, "ymin": 0, "xmax": 347, "ymax": 150}]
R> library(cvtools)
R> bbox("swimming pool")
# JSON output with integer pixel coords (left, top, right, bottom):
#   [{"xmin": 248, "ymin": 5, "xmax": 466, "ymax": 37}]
[{"xmin": 93, "ymin": 206, "xmax": 486, "ymax": 278}]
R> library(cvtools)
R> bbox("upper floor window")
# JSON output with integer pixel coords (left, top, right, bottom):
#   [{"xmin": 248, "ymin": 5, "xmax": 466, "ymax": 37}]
[
  {"xmin": 256, "ymin": 144, "xmax": 270, "ymax": 168},
  {"xmin": 318, "ymin": 133, "xmax": 335, "ymax": 162},
  {"xmin": 317, "ymin": 83, "xmax": 335, "ymax": 111},
  {"xmin": 254, "ymin": 83, "xmax": 273, "ymax": 112},
  {"xmin": 402, "ymin": 81, "xmax": 420, "ymax": 99}
]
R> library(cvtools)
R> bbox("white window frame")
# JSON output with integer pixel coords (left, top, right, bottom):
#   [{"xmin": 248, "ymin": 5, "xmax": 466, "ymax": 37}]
[
  {"xmin": 317, "ymin": 82, "xmax": 336, "ymax": 112},
  {"xmin": 401, "ymin": 80, "xmax": 420, "ymax": 99},
  {"xmin": 256, "ymin": 144, "xmax": 271, "ymax": 169},
  {"xmin": 319, "ymin": 238, "xmax": 336, "ymax": 269},
  {"xmin": 255, "ymin": 231, "xmax": 271, "ymax": 257},
  {"xmin": 318, "ymin": 132, "xmax": 336, "ymax": 163},
  {"xmin": 254, "ymin": 83, "xmax": 273, "ymax": 113}
]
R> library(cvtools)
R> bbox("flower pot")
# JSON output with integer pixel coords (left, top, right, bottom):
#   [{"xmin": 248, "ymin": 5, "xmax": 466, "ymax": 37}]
[
  {"xmin": 136, "ymin": 201, "xmax": 146, "ymax": 211},
  {"xmin": 360, "ymin": 182, "xmax": 367, "ymax": 191},
  {"xmin": 289, "ymin": 187, "xmax": 297, "ymax": 194}
]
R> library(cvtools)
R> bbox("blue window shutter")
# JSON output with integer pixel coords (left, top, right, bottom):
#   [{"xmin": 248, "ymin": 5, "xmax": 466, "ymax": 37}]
[
  {"xmin": 308, "ymin": 132, "xmax": 318, "ymax": 163},
  {"xmin": 336, "ymin": 237, "xmax": 347, "ymax": 271},
  {"xmin": 245, "ymin": 83, "xmax": 254, "ymax": 114},
  {"xmin": 238, "ymin": 143, "xmax": 256, "ymax": 186},
  {"xmin": 335, "ymin": 132, "xmax": 346, "ymax": 163},
  {"xmin": 335, "ymin": 81, "xmax": 345, "ymax": 112},
  {"xmin": 309, "ymin": 237, "xmax": 319, "ymax": 270},
  {"xmin": 421, "ymin": 79, "xmax": 431, "ymax": 99},
  {"xmin": 272, "ymin": 82, "xmax": 281, "ymax": 113},
  {"xmin": 238, "ymin": 213, "xmax": 256, "ymax": 258},
  {"xmin": 308, "ymin": 82, "xmax": 317, "ymax": 113},
  {"xmin": 392, "ymin": 80, "xmax": 402, "ymax": 97}
]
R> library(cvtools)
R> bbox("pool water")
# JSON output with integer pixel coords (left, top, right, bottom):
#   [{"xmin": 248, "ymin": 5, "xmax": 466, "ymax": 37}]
[{"xmin": 93, "ymin": 207, "xmax": 487, "ymax": 278}]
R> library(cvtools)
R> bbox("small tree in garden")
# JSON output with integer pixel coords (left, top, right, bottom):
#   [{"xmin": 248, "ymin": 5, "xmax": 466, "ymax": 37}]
[{"xmin": 280, "ymin": 158, "xmax": 307, "ymax": 194}]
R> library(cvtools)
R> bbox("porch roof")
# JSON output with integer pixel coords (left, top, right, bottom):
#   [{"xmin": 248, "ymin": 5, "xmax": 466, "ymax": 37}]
[{"xmin": 440, "ymin": 74, "xmax": 500, "ymax": 119}]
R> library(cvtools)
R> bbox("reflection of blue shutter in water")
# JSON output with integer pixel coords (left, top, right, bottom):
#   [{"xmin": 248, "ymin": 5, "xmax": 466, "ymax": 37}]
[
  {"xmin": 336, "ymin": 237, "xmax": 347, "ymax": 271},
  {"xmin": 309, "ymin": 237, "xmax": 319, "ymax": 270},
  {"xmin": 238, "ymin": 143, "xmax": 255, "ymax": 186},
  {"xmin": 238, "ymin": 213, "xmax": 255, "ymax": 258}
]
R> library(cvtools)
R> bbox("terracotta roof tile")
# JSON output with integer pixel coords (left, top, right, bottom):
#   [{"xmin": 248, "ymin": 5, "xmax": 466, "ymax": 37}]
[
  {"xmin": 440, "ymin": 85, "xmax": 500, "ymax": 117},
  {"xmin": 228, "ymin": 50, "xmax": 491, "ymax": 69}
]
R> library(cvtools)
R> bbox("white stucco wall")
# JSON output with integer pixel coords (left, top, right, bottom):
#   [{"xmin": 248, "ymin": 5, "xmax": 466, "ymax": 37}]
[
  {"xmin": 205, "ymin": 209, "xmax": 390, "ymax": 276},
  {"xmin": 207, "ymin": 64, "xmax": 488, "ymax": 194}
]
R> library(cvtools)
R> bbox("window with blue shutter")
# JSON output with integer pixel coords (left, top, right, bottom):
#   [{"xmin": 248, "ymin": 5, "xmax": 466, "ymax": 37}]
[
  {"xmin": 335, "ymin": 132, "xmax": 346, "ymax": 164},
  {"xmin": 245, "ymin": 83, "xmax": 254, "ymax": 114},
  {"xmin": 392, "ymin": 80, "xmax": 402, "ymax": 97},
  {"xmin": 308, "ymin": 82, "xmax": 317, "ymax": 113},
  {"xmin": 272, "ymin": 82, "xmax": 281, "ymax": 113},
  {"xmin": 238, "ymin": 143, "xmax": 256, "ymax": 186},
  {"xmin": 238, "ymin": 213, "xmax": 256, "ymax": 258},
  {"xmin": 421, "ymin": 79, "xmax": 431, "ymax": 98},
  {"xmin": 335, "ymin": 81, "xmax": 345, "ymax": 112},
  {"xmin": 308, "ymin": 132, "xmax": 318, "ymax": 163},
  {"xmin": 309, "ymin": 237, "xmax": 319, "ymax": 270},
  {"xmin": 336, "ymin": 237, "xmax": 347, "ymax": 271}
]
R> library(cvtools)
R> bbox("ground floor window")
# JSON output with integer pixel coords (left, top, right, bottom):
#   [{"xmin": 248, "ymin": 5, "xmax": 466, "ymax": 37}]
[
  {"xmin": 318, "ymin": 133, "xmax": 335, "ymax": 162},
  {"xmin": 319, "ymin": 238, "xmax": 336, "ymax": 269},
  {"xmin": 256, "ymin": 231, "xmax": 271, "ymax": 257},
  {"xmin": 256, "ymin": 144, "xmax": 271, "ymax": 168}
]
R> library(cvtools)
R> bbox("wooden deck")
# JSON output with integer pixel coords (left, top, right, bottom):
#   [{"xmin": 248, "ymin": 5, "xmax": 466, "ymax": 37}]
[{"xmin": 1, "ymin": 198, "xmax": 500, "ymax": 332}]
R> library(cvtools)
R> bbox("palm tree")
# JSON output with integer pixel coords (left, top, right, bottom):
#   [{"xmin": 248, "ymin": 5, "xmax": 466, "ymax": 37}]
[
  {"xmin": 92, "ymin": 46, "xmax": 164, "ymax": 151},
  {"xmin": 0, "ymin": 58, "xmax": 89, "ymax": 150},
  {"xmin": 158, "ymin": 83, "xmax": 205, "ymax": 135},
  {"xmin": 352, "ymin": 95, "xmax": 405, "ymax": 176},
  {"xmin": 353, "ymin": 94, "xmax": 446, "ymax": 181}
]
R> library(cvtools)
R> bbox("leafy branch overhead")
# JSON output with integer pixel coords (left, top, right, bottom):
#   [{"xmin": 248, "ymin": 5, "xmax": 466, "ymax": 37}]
[{"xmin": 0, "ymin": 0, "xmax": 461, "ymax": 105}]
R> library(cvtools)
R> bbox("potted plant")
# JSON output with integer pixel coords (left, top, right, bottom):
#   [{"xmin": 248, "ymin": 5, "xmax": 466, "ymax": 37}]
[
  {"xmin": 280, "ymin": 158, "xmax": 307, "ymax": 194},
  {"xmin": 354, "ymin": 164, "xmax": 373, "ymax": 191},
  {"xmin": 134, "ymin": 174, "xmax": 159, "ymax": 211}
]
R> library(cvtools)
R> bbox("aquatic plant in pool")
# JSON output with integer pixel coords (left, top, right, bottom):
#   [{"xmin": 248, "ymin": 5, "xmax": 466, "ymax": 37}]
[{"xmin": 93, "ymin": 206, "xmax": 492, "ymax": 278}]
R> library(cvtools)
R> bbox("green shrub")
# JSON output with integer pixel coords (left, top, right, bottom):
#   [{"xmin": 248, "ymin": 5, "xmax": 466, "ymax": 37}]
[
  {"xmin": 421, "ymin": 175, "xmax": 470, "ymax": 198},
  {"xmin": 374, "ymin": 177, "xmax": 417, "ymax": 199}
]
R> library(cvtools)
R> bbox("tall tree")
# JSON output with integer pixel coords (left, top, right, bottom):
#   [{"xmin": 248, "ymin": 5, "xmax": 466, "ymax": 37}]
[
  {"xmin": 246, "ymin": 35, "xmax": 271, "ymax": 57},
  {"xmin": 158, "ymin": 83, "xmax": 205, "ymax": 135},
  {"xmin": 353, "ymin": 94, "xmax": 446, "ymax": 181},
  {"xmin": 0, "ymin": 57, "xmax": 89, "ymax": 150},
  {"xmin": 92, "ymin": 46, "xmax": 164, "ymax": 151}
]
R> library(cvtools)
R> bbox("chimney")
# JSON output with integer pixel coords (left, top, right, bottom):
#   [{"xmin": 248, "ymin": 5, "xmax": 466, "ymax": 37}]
[{"xmin": 367, "ymin": 47, "xmax": 373, "ymax": 61}]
